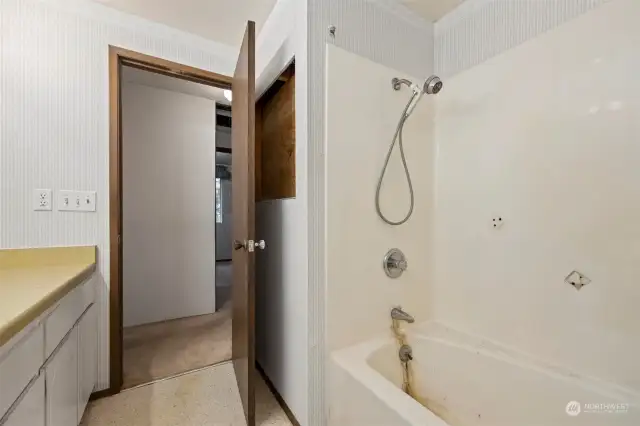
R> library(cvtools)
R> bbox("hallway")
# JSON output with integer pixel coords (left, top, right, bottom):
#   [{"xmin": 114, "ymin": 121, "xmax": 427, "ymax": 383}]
[
  {"xmin": 81, "ymin": 362, "xmax": 292, "ymax": 426},
  {"xmin": 122, "ymin": 261, "xmax": 234, "ymax": 388}
]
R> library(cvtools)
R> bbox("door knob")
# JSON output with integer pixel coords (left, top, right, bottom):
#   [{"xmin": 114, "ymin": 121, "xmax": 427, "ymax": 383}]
[{"xmin": 233, "ymin": 239, "xmax": 266, "ymax": 252}]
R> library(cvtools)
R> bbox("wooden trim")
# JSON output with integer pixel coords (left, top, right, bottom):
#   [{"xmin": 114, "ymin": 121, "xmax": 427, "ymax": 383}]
[
  {"xmin": 112, "ymin": 47, "xmax": 232, "ymax": 90},
  {"xmin": 108, "ymin": 45, "xmax": 233, "ymax": 397},
  {"xmin": 256, "ymin": 363, "xmax": 300, "ymax": 426},
  {"xmin": 108, "ymin": 46, "xmax": 123, "ymax": 396}
]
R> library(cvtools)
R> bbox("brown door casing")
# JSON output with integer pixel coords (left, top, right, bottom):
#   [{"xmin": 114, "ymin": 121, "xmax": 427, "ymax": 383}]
[
  {"xmin": 231, "ymin": 21, "xmax": 257, "ymax": 426},
  {"xmin": 107, "ymin": 46, "xmax": 231, "ymax": 397}
]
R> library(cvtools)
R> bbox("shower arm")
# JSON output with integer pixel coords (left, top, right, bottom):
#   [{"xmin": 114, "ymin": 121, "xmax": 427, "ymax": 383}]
[{"xmin": 391, "ymin": 78, "xmax": 413, "ymax": 91}]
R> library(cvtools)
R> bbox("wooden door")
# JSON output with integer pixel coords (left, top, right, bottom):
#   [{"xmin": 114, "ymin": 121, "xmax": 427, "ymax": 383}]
[{"xmin": 231, "ymin": 21, "xmax": 257, "ymax": 426}]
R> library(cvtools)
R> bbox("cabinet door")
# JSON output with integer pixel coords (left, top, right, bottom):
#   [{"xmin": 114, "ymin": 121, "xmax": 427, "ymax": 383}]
[
  {"xmin": 46, "ymin": 327, "xmax": 79, "ymax": 426},
  {"xmin": 78, "ymin": 305, "xmax": 97, "ymax": 419},
  {"xmin": 4, "ymin": 374, "xmax": 45, "ymax": 426}
]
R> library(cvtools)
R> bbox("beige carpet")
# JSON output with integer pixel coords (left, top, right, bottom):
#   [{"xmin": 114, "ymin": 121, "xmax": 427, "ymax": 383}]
[
  {"xmin": 123, "ymin": 304, "xmax": 232, "ymax": 389},
  {"xmin": 81, "ymin": 362, "xmax": 292, "ymax": 426}
]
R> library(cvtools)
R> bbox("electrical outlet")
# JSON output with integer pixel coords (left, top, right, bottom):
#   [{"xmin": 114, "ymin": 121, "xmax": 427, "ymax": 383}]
[
  {"xmin": 58, "ymin": 190, "xmax": 96, "ymax": 212},
  {"xmin": 33, "ymin": 189, "xmax": 52, "ymax": 211}
]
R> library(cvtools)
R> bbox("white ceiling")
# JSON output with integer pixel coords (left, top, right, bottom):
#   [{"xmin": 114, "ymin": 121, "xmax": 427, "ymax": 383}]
[
  {"xmin": 123, "ymin": 66, "xmax": 231, "ymax": 105},
  {"xmin": 399, "ymin": 0, "xmax": 467, "ymax": 21},
  {"xmin": 91, "ymin": 0, "xmax": 277, "ymax": 47},
  {"xmin": 92, "ymin": 0, "xmax": 463, "ymax": 49}
]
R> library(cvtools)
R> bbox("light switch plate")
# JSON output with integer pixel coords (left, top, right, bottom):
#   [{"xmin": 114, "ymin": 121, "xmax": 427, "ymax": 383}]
[
  {"xmin": 34, "ymin": 189, "xmax": 52, "ymax": 211},
  {"xmin": 58, "ymin": 190, "xmax": 96, "ymax": 212}
]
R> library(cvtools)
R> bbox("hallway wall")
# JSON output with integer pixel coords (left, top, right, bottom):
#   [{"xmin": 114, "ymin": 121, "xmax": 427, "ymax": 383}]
[{"xmin": 122, "ymin": 81, "xmax": 217, "ymax": 327}]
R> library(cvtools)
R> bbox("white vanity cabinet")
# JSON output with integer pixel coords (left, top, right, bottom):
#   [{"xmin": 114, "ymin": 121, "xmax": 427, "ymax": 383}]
[
  {"xmin": 46, "ymin": 326, "xmax": 79, "ymax": 426},
  {"xmin": 77, "ymin": 304, "xmax": 97, "ymax": 418},
  {"xmin": 3, "ymin": 375, "xmax": 45, "ymax": 426},
  {"xmin": 0, "ymin": 274, "xmax": 97, "ymax": 426}
]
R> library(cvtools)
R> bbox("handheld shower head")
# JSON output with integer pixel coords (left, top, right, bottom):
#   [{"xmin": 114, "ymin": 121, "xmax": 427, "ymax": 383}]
[
  {"xmin": 400, "ymin": 75, "xmax": 443, "ymax": 117},
  {"xmin": 424, "ymin": 75, "xmax": 443, "ymax": 94},
  {"xmin": 377, "ymin": 74, "xmax": 444, "ymax": 226}
]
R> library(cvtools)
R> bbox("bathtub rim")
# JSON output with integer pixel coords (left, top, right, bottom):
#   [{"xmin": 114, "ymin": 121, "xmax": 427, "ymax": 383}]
[{"xmin": 331, "ymin": 320, "xmax": 639, "ymax": 426}]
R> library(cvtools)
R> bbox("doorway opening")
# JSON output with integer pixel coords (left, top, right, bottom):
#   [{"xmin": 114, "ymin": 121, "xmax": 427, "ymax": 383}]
[
  {"xmin": 106, "ymin": 37, "xmax": 299, "ymax": 425},
  {"xmin": 118, "ymin": 64, "xmax": 235, "ymax": 389}
]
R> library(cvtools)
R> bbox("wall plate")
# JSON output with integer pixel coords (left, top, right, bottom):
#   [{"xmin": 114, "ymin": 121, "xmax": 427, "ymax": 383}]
[
  {"xmin": 33, "ymin": 189, "xmax": 52, "ymax": 211},
  {"xmin": 58, "ymin": 190, "xmax": 96, "ymax": 212}
]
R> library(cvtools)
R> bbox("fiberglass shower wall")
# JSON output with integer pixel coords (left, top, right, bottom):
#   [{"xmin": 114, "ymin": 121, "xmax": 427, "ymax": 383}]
[
  {"xmin": 432, "ymin": 0, "xmax": 640, "ymax": 392},
  {"xmin": 324, "ymin": 44, "xmax": 436, "ymax": 351}
]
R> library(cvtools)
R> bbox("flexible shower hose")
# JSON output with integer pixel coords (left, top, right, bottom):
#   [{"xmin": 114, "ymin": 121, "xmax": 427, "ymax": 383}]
[{"xmin": 375, "ymin": 94, "xmax": 417, "ymax": 226}]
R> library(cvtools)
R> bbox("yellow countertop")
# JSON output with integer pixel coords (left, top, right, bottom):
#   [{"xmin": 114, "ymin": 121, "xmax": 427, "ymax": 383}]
[{"xmin": 0, "ymin": 246, "xmax": 96, "ymax": 347}]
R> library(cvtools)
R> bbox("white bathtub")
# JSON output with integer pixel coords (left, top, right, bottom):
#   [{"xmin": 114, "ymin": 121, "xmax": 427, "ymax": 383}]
[{"xmin": 330, "ymin": 322, "xmax": 639, "ymax": 426}]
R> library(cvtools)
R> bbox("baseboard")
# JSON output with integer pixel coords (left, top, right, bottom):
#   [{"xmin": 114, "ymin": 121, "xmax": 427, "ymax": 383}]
[
  {"xmin": 256, "ymin": 363, "xmax": 301, "ymax": 426},
  {"xmin": 89, "ymin": 387, "xmax": 118, "ymax": 401}
]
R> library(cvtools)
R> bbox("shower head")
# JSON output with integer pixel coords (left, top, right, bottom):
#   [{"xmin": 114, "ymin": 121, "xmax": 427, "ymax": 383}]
[
  {"xmin": 391, "ymin": 75, "xmax": 443, "ymax": 95},
  {"xmin": 423, "ymin": 75, "xmax": 443, "ymax": 95}
]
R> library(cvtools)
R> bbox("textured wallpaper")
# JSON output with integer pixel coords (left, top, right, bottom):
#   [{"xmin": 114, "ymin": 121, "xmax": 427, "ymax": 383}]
[
  {"xmin": 435, "ymin": 0, "xmax": 609, "ymax": 77},
  {"xmin": 0, "ymin": 0, "xmax": 236, "ymax": 390}
]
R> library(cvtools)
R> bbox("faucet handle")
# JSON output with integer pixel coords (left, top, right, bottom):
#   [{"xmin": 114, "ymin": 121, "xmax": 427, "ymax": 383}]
[{"xmin": 395, "ymin": 259, "xmax": 408, "ymax": 270}]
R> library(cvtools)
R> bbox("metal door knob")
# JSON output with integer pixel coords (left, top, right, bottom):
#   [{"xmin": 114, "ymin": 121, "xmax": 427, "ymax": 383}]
[{"xmin": 233, "ymin": 239, "xmax": 266, "ymax": 252}]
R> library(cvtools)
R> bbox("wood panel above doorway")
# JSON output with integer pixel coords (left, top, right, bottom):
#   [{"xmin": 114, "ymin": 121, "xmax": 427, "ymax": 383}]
[{"xmin": 255, "ymin": 62, "xmax": 295, "ymax": 201}]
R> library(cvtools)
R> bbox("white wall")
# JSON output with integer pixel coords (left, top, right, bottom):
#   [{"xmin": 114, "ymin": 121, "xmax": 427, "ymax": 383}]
[
  {"xmin": 122, "ymin": 82, "xmax": 216, "ymax": 327},
  {"xmin": 0, "ymin": 0, "xmax": 236, "ymax": 390},
  {"xmin": 325, "ymin": 45, "xmax": 434, "ymax": 350},
  {"xmin": 434, "ymin": 0, "xmax": 640, "ymax": 391},
  {"xmin": 308, "ymin": 1, "xmax": 434, "ymax": 423},
  {"xmin": 253, "ymin": 0, "xmax": 310, "ymax": 423}
]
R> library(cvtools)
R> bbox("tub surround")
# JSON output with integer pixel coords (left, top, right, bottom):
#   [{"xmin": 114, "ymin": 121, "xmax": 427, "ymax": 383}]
[{"xmin": 0, "ymin": 246, "xmax": 96, "ymax": 347}]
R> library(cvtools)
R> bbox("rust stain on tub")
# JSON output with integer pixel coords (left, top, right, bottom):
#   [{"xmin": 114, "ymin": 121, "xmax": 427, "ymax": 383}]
[{"xmin": 414, "ymin": 395, "xmax": 464, "ymax": 426}]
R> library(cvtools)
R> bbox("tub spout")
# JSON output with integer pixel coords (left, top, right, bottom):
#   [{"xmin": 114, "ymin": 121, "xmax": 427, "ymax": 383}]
[{"xmin": 391, "ymin": 307, "xmax": 414, "ymax": 323}]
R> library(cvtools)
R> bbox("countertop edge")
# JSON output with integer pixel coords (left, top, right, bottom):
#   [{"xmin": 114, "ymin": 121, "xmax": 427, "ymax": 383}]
[{"xmin": 0, "ymin": 263, "xmax": 97, "ymax": 348}]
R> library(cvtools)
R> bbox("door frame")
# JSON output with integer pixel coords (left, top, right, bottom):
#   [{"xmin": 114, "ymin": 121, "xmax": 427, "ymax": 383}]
[{"xmin": 104, "ymin": 46, "xmax": 233, "ymax": 397}]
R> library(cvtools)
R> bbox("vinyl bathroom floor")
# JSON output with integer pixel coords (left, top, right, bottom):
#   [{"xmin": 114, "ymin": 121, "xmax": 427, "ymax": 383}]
[{"xmin": 81, "ymin": 362, "xmax": 293, "ymax": 426}]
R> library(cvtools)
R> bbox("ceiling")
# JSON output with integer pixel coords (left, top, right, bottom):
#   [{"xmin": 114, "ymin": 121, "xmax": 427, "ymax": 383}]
[
  {"xmin": 92, "ymin": 0, "xmax": 463, "ymax": 48},
  {"xmin": 123, "ymin": 66, "xmax": 231, "ymax": 105},
  {"xmin": 91, "ymin": 0, "xmax": 277, "ymax": 47},
  {"xmin": 399, "ymin": 0, "xmax": 467, "ymax": 21}
]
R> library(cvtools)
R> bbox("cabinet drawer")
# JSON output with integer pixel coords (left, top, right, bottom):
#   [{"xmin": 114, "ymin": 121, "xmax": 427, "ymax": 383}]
[
  {"xmin": 0, "ymin": 324, "xmax": 44, "ymax": 419},
  {"xmin": 45, "ymin": 279, "xmax": 91, "ymax": 357}
]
